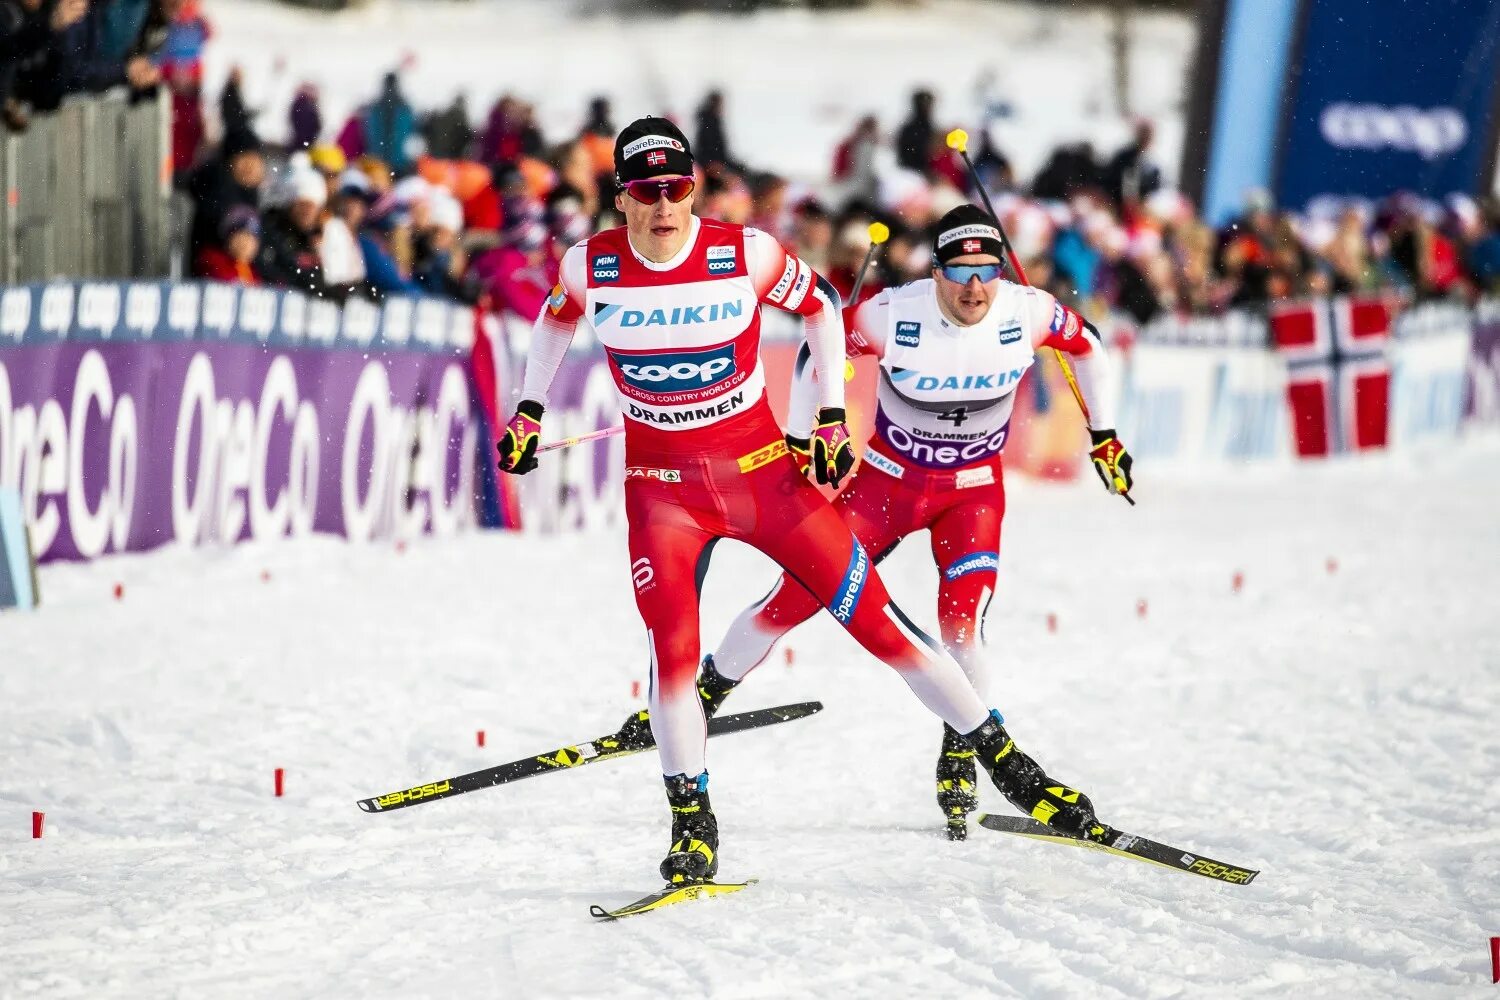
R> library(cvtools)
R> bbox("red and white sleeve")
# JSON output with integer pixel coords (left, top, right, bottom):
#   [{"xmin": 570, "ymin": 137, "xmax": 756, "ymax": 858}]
[
  {"xmin": 845, "ymin": 292, "xmax": 889, "ymax": 360},
  {"xmin": 519, "ymin": 242, "xmax": 587, "ymax": 407},
  {"xmin": 1024, "ymin": 287, "xmax": 1117, "ymax": 429},
  {"xmin": 747, "ymin": 228, "xmax": 845, "ymax": 411}
]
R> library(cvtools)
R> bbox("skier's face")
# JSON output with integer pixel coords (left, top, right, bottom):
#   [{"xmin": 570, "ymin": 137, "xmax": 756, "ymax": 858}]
[
  {"xmin": 933, "ymin": 253, "xmax": 1002, "ymax": 326},
  {"xmin": 617, "ymin": 174, "xmax": 695, "ymax": 262}
]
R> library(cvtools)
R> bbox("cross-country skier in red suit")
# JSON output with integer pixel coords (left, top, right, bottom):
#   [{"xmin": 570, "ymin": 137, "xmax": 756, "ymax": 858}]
[
  {"xmin": 697, "ymin": 205, "xmax": 1135, "ymax": 839},
  {"xmin": 497, "ymin": 118, "xmax": 1114, "ymax": 885}
]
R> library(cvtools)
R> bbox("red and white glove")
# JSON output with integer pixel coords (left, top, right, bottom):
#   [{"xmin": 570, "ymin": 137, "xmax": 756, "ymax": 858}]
[
  {"xmin": 811, "ymin": 407, "xmax": 855, "ymax": 488},
  {"xmin": 497, "ymin": 400, "xmax": 544, "ymax": 475}
]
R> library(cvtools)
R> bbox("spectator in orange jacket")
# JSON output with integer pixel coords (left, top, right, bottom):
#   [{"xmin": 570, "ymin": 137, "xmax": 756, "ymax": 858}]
[{"xmin": 194, "ymin": 205, "xmax": 261, "ymax": 283}]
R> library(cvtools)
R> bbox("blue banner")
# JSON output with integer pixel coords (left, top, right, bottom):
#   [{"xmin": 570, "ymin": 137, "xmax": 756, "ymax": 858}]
[
  {"xmin": 1200, "ymin": 0, "xmax": 1300, "ymax": 226},
  {"xmin": 1276, "ymin": 0, "xmax": 1500, "ymax": 210}
]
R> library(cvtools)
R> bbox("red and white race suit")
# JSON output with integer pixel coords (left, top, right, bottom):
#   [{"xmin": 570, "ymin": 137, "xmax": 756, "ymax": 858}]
[
  {"xmin": 519, "ymin": 217, "xmax": 992, "ymax": 777},
  {"xmin": 711, "ymin": 277, "xmax": 1114, "ymax": 699}
]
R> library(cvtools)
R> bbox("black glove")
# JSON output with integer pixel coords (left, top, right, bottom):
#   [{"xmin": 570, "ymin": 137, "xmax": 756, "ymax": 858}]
[{"xmin": 496, "ymin": 399, "xmax": 544, "ymax": 475}]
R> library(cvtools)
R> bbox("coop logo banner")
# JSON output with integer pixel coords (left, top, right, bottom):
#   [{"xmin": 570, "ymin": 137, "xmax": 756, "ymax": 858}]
[
  {"xmin": 1276, "ymin": 0, "xmax": 1500, "ymax": 209},
  {"xmin": 610, "ymin": 342, "xmax": 738, "ymax": 396},
  {"xmin": 1318, "ymin": 104, "xmax": 1468, "ymax": 162}
]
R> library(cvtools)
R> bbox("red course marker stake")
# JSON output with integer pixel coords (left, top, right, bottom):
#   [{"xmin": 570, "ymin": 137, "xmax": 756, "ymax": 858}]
[
  {"xmin": 274, "ymin": 768, "xmax": 285, "ymax": 798},
  {"xmin": 630, "ymin": 680, "xmax": 641, "ymax": 699},
  {"xmin": 1490, "ymin": 937, "xmax": 1498, "ymax": 984},
  {"xmin": 784, "ymin": 647, "xmax": 795, "ymax": 667},
  {"xmin": 32, "ymin": 811, "xmax": 43, "ymax": 839},
  {"xmin": 1326, "ymin": 557, "xmax": 1338, "ymax": 575},
  {"xmin": 476, "ymin": 729, "xmax": 486, "ymax": 748},
  {"xmin": 1232, "ymin": 571, "xmax": 1244, "ymax": 594},
  {"xmin": 112, "ymin": 582, "xmax": 124, "ymax": 600},
  {"xmin": 1046, "ymin": 612, "xmax": 1058, "ymax": 633},
  {"xmin": 1136, "ymin": 599, "xmax": 1148, "ymax": 619}
]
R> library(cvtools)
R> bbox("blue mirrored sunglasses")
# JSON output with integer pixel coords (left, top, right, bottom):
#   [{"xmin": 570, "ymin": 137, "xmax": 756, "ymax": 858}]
[{"xmin": 939, "ymin": 263, "xmax": 1003, "ymax": 284}]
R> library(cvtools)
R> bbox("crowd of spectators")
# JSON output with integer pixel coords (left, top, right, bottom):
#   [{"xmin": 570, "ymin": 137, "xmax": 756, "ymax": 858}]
[
  {"xmin": 820, "ymin": 95, "xmax": 1500, "ymax": 326},
  {"xmin": 0, "ymin": 0, "xmax": 207, "ymax": 141},
  {"xmin": 3, "ymin": 3, "xmax": 1499, "ymax": 327},
  {"xmin": 18, "ymin": 12, "xmax": 1473, "ymax": 331}
]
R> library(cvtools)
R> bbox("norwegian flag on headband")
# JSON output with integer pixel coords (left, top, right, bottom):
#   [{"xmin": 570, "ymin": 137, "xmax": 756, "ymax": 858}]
[
  {"xmin": 962, "ymin": 239, "xmax": 982, "ymax": 254},
  {"xmin": 1270, "ymin": 296, "xmax": 1393, "ymax": 457},
  {"xmin": 646, "ymin": 151, "xmax": 667, "ymax": 166}
]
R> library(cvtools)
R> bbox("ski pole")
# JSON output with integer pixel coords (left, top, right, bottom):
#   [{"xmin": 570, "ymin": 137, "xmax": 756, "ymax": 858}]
[
  {"xmin": 536, "ymin": 425, "xmax": 624, "ymax": 454},
  {"xmin": 834, "ymin": 222, "xmax": 890, "ymax": 383},
  {"xmin": 848, "ymin": 221, "xmax": 889, "ymax": 307},
  {"xmin": 945, "ymin": 128, "xmax": 1134, "ymax": 506}
]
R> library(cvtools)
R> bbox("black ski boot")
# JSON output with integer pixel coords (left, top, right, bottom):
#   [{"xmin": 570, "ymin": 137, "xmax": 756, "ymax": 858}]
[
  {"xmin": 607, "ymin": 708, "xmax": 655, "ymax": 752},
  {"xmin": 611, "ymin": 656, "xmax": 739, "ymax": 751},
  {"xmin": 936, "ymin": 724, "xmax": 979, "ymax": 840},
  {"xmin": 697, "ymin": 654, "xmax": 739, "ymax": 718},
  {"xmin": 965, "ymin": 711, "xmax": 1110, "ymax": 842},
  {"xmin": 659, "ymin": 772, "xmax": 719, "ymax": 885}
]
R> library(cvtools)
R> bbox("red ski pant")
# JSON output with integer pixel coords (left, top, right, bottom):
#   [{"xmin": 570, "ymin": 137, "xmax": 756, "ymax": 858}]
[
  {"xmin": 713, "ymin": 450, "xmax": 1006, "ymax": 699},
  {"xmin": 624, "ymin": 413, "xmax": 990, "ymax": 778}
]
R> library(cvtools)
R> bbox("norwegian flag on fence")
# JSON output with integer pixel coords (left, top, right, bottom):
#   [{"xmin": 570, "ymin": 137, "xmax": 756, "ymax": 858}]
[{"xmin": 1269, "ymin": 296, "xmax": 1393, "ymax": 456}]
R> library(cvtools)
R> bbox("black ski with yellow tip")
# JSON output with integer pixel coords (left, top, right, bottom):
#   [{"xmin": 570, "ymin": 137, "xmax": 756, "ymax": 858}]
[
  {"xmin": 976, "ymin": 813, "xmax": 1261, "ymax": 885},
  {"xmin": 356, "ymin": 702, "xmax": 823, "ymax": 813},
  {"xmin": 590, "ymin": 879, "xmax": 758, "ymax": 921}
]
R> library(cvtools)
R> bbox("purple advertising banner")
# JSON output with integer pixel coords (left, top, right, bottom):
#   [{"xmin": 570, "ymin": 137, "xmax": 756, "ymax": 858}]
[
  {"xmin": 494, "ymin": 311, "xmax": 625, "ymax": 533},
  {"xmin": 0, "ymin": 282, "xmax": 483, "ymax": 562}
]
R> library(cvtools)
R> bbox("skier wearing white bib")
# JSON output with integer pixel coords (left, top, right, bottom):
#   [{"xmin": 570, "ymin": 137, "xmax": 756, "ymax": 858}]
[{"xmin": 696, "ymin": 205, "xmax": 1135, "ymax": 839}]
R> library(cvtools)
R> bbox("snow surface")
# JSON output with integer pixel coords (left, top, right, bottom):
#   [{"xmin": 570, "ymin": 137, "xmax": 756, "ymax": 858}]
[
  {"xmin": 5, "ymin": 449, "xmax": 1500, "ymax": 997},
  {"xmin": 198, "ymin": 0, "xmax": 1195, "ymax": 189}
]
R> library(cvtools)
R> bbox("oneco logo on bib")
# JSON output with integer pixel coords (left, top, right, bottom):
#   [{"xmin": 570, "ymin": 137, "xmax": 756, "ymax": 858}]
[
  {"xmin": 883, "ymin": 423, "xmax": 1010, "ymax": 468},
  {"xmin": 611, "ymin": 342, "xmax": 737, "ymax": 394}
]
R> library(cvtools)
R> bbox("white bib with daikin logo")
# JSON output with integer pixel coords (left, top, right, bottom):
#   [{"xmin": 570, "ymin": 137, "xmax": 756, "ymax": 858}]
[
  {"xmin": 871, "ymin": 279, "xmax": 1038, "ymax": 469},
  {"xmin": 582, "ymin": 223, "xmax": 765, "ymax": 431}
]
